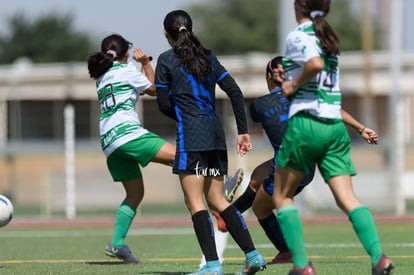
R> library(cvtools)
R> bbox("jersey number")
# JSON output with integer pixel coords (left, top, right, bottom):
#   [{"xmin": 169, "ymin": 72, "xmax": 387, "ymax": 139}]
[
  {"xmin": 99, "ymin": 83, "xmax": 116, "ymax": 112},
  {"xmin": 317, "ymin": 57, "xmax": 338, "ymax": 92}
]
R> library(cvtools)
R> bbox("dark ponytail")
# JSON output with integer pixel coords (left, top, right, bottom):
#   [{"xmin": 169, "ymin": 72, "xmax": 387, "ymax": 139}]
[
  {"xmin": 296, "ymin": 0, "xmax": 340, "ymax": 56},
  {"xmin": 163, "ymin": 10, "xmax": 211, "ymax": 82},
  {"xmin": 87, "ymin": 34, "xmax": 132, "ymax": 79}
]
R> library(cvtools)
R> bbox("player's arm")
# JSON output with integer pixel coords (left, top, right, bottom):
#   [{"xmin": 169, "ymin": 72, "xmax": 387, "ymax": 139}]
[
  {"xmin": 218, "ymin": 74, "xmax": 248, "ymax": 135},
  {"xmin": 282, "ymin": 31, "xmax": 323, "ymax": 97},
  {"xmin": 155, "ymin": 54, "xmax": 176, "ymax": 120},
  {"xmin": 218, "ymin": 74, "xmax": 252, "ymax": 156},
  {"xmin": 341, "ymin": 109, "xmax": 378, "ymax": 145},
  {"xmin": 140, "ymin": 63, "xmax": 156, "ymax": 96},
  {"xmin": 156, "ymin": 87, "xmax": 177, "ymax": 120},
  {"xmin": 282, "ymin": 56, "xmax": 324, "ymax": 97},
  {"xmin": 133, "ymin": 48, "xmax": 156, "ymax": 96}
]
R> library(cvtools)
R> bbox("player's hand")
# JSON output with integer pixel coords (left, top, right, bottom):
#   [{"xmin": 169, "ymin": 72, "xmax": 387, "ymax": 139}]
[
  {"xmin": 360, "ymin": 127, "xmax": 378, "ymax": 145},
  {"xmin": 281, "ymin": 80, "xmax": 296, "ymax": 97},
  {"xmin": 272, "ymin": 64, "xmax": 285, "ymax": 83},
  {"xmin": 236, "ymin": 134, "xmax": 253, "ymax": 156},
  {"xmin": 132, "ymin": 48, "xmax": 150, "ymax": 64}
]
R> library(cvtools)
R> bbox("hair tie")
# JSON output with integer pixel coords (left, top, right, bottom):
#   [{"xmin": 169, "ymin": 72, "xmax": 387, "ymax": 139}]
[
  {"xmin": 178, "ymin": 26, "xmax": 187, "ymax": 32},
  {"xmin": 310, "ymin": 10, "xmax": 325, "ymax": 19},
  {"xmin": 106, "ymin": 50, "xmax": 117, "ymax": 58}
]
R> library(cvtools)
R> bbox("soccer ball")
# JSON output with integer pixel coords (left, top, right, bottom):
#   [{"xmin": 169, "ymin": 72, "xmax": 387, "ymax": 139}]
[{"xmin": 0, "ymin": 195, "xmax": 13, "ymax": 227}]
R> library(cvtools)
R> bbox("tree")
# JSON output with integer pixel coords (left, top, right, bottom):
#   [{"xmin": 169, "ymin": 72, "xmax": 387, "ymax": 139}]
[
  {"xmin": 328, "ymin": 1, "xmax": 360, "ymax": 51},
  {"xmin": 328, "ymin": 1, "xmax": 382, "ymax": 51},
  {"xmin": 188, "ymin": 0, "xmax": 278, "ymax": 54},
  {"xmin": 186, "ymin": 0, "xmax": 381, "ymax": 55},
  {"xmin": 0, "ymin": 12, "xmax": 96, "ymax": 64}
]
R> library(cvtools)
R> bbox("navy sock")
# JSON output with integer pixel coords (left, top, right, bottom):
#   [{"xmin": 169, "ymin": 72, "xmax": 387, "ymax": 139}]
[
  {"xmin": 258, "ymin": 214, "xmax": 288, "ymax": 252},
  {"xmin": 221, "ymin": 205, "xmax": 255, "ymax": 253},
  {"xmin": 233, "ymin": 186, "xmax": 256, "ymax": 213},
  {"xmin": 192, "ymin": 210, "xmax": 218, "ymax": 261}
]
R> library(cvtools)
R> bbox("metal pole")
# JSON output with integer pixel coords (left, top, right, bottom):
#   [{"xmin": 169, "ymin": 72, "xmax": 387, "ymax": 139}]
[
  {"xmin": 361, "ymin": 0, "xmax": 375, "ymax": 130},
  {"xmin": 278, "ymin": 0, "xmax": 296, "ymax": 54},
  {"xmin": 64, "ymin": 103, "xmax": 76, "ymax": 219},
  {"xmin": 389, "ymin": 0, "xmax": 405, "ymax": 214},
  {"xmin": 0, "ymin": 101, "xmax": 7, "ymax": 148}
]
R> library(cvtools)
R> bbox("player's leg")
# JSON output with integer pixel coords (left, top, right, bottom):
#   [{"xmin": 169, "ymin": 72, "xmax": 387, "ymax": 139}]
[
  {"xmin": 274, "ymin": 165, "xmax": 310, "ymax": 270},
  {"xmin": 273, "ymin": 114, "xmax": 321, "ymax": 273},
  {"xmin": 105, "ymin": 177, "xmax": 143, "ymax": 263},
  {"xmin": 253, "ymin": 182, "xmax": 292, "ymax": 265},
  {"xmin": 233, "ymin": 159, "xmax": 273, "ymax": 213},
  {"xmin": 199, "ymin": 228, "xmax": 229, "ymax": 268},
  {"xmin": 181, "ymin": 173, "xmax": 223, "ymax": 274},
  {"xmin": 324, "ymin": 120, "xmax": 394, "ymax": 274},
  {"xmin": 200, "ymin": 168, "xmax": 243, "ymax": 265},
  {"xmin": 206, "ymin": 176, "xmax": 266, "ymax": 274},
  {"xmin": 213, "ymin": 159, "xmax": 273, "ymax": 233},
  {"xmin": 328, "ymin": 175, "xmax": 394, "ymax": 274},
  {"xmin": 150, "ymin": 140, "xmax": 175, "ymax": 166},
  {"xmin": 211, "ymin": 168, "xmax": 245, "ymax": 232},
  {"xmin": 104, "ymin": 142, "xmax": 147, "ymax": 263}
]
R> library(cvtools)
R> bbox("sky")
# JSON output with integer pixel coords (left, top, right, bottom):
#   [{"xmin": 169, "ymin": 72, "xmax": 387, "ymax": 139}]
[
  {"xmin": 0, "ymin": 0, "xmax": 202, "ymax": 58},
  {"xmin": 0, "ymin": 0, "xmax": 412, "ymax": 57}
]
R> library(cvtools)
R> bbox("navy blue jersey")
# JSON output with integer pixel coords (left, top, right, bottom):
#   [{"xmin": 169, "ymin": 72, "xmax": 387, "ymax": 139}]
[
  {"xmin": 155, "ymin": 49, "xmax": 247, "ymax": 152},
  {"xmin": 249, "ymin": 88, "xmax": 290, "ymax": 151},
  {"xmin": 251, "ymin": 88, "xmax": 316, "ymax": 194}
]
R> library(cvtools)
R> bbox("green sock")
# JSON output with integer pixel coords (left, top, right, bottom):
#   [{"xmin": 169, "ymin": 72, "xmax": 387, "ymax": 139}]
[
  {"xmin": 349, "ymin": 205, "xmax": 382, "ymax": 265},
  {"xmin": 277, "ymin": 205, "xmax": 308, "ymax": 268},
  {"xmin": 112, "ymin": 203, "xmax": 136, "ymax": 248}
]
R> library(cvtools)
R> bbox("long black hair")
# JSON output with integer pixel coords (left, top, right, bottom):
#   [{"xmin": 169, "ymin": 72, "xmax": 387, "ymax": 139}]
[
  {"xmin": 87, "ymin": 34, "xmax": 132, "ymax": 79},
  {"xmin": 163, "ymin": 10, "xmax": 211, "ymax": 82},
  {"xmin": 295, "ymin": 0, "xmax": 340, "ymax": 56}
]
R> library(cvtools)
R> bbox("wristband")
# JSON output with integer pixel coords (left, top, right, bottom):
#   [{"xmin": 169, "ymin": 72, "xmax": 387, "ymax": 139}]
[
  {"xmin": 141, "ymin": 56, "xmax": 153, "ymax": 65},
  {"xmin": 358, "ymin": 126, "xmax": 366, "ymax": 134}
]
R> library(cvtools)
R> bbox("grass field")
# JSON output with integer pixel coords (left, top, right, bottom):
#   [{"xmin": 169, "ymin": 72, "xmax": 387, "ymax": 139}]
[{"xmin": 0, "ymin": 218, "xmax": 412, "ymax": 274}]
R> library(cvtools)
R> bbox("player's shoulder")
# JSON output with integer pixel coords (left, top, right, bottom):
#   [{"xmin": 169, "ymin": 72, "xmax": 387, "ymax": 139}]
[
  {"xmin": 124, "ymin": 61, "xmax": 141, "ymax": 77},
  {"xmin": 287, "ymin": 29, "xmax": 311, "ymax": 45},
  {"xmin": 157, "ymin": 49, "xmax": 176, "ymax": 63},
  {"xmin": 207, "ymin": 51, "xmax": 222, "ymax": 68},
  {"xmin": 159, "ymin": 49, "xmax": 174, "ymax": 57},
  {"xmin": 251, "ymin": 91, "xmax": 288, "ymax": 115},
  {"xmin": 255, "ymin": 90, "xmax": 286, "ymax": 103}
]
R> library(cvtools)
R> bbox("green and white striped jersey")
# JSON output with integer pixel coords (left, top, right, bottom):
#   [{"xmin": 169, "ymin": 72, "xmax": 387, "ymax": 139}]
[
  {"xmin": 96, "ymin": 61, "xmax": 152, "ymax": 157},
  {"xmin": 283, "ymin": 21, "xmax": 342, "ymax": 120}
]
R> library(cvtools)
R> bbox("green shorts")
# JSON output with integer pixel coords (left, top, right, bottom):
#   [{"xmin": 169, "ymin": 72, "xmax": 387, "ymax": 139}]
[
  {"xmin": 277, "ymin": 112, "xmax": 356, "ymax": 182},
  {"xmin": 107, "ymin": 132, "xmax": 166, "ymax": 182}
]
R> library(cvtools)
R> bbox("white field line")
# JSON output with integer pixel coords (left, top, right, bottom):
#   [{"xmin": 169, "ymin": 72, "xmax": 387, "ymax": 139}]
[
  {"xmin": 0, "ymin": 228, "xmax": 193, "ymax": 237},
  {"xmin": 0, "ymin": 228, "xmax": 413, "ymax": 249},
  {"xmin": 249, "ymin": 243, "xmax": 414, "ymax": 249}
]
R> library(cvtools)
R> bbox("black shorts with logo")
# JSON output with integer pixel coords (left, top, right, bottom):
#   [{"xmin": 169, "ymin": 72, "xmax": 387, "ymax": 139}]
[{"xmin": 173, "ymin": 150, "xmax": 228, "ymax": 177}]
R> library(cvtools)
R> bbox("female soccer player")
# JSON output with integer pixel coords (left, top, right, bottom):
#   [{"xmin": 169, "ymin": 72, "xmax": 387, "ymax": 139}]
[
  {"xmin": 87, "ymin": 34, "xmax": 175, "ymax": 263},
  {"xmin": 273, "ymin": 1, "xmax": 394, "ymax": 274},
  {"xmin": 155, "ymin": 10, "xmax": 266, "ymax": 275},
  {"xmin": 214, "ymin": 56, "xmax": 379, "ymax": 267}
]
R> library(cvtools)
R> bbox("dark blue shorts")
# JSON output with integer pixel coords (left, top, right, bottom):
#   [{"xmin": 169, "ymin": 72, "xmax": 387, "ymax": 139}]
[
  {"xmin": 173, "ymin": 150, "xmax": 228, "ymax": 176},
  {"xmin": 263, "ymin": 155, "xmax": 316, "ymax": 196}
]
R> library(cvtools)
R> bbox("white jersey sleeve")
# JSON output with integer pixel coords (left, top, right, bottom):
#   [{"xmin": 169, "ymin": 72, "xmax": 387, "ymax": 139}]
[
  {"xmin": 285, "ymin": 30, "xmax": 320, "ymax": 67},
  {"xmin": 126, "ymin": 62, "xmax": 152, "ymax": 94}
]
